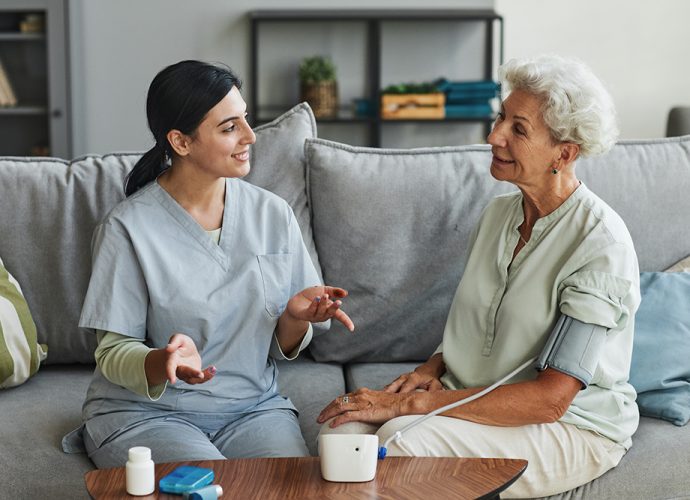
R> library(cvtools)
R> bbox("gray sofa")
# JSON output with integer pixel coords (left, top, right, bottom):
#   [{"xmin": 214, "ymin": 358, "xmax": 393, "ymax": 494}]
[{"xmin": 1, "ymin": 103, "xmax": 690, "ymax": 499}]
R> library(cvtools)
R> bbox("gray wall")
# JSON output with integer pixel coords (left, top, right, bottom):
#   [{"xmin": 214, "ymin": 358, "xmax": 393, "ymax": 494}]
[
  {"xmin": 69, "ymin": 0, "xmax": 492, "ymax": 156},
  {"xmin": 495, "ymin": 0, "xmax": 690, "ymax": 140}
]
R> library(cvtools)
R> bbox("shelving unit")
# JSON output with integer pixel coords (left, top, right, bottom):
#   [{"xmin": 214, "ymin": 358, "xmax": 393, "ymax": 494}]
[
  {"xmin": 249, "ymin": 9, "xmax": 503, "ymax": 148},
  {"xmin": 0, "ymin": 0, "xmax": 70, "ymax": 157}
]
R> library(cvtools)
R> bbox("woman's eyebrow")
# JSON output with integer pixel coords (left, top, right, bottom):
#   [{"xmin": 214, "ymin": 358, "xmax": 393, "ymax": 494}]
[{"xmin": 217, "ymin": 116, "xmax": 239, "ymax": 127}]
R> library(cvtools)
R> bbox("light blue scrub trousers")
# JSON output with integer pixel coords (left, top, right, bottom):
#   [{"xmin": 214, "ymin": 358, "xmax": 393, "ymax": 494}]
[{"xmin": 84, "ymin": 409, "xmax": 309, "ymax": 468}]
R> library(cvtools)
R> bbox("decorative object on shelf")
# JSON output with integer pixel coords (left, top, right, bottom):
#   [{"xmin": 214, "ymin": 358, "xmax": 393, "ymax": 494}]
[
  {"xmin": 435, "ymin": 78, "xmax": 500, "ymax": 118},
  {"xmin": 299, "ymin": 56, "xmax": 338, "ymax": 118},
  {"xmin": 30, "ymin": 145, "xmax": 50, "ymax": 157},
  {"xmin": 0, "ymin": 58, "xmax": 18, "ymax": 107},
  {"xmin": 19, "ymin": 13, "xmax": 45, "ymax": 34},
  {"xmin": 352, "ymin": 98, "xmax": 374, "ymax": 117},
  {"xmin": 381, "ymin": 82, "xmax": 445, "ymax": 120}
]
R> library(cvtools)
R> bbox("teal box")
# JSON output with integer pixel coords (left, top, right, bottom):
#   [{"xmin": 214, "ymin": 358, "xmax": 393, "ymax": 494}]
[{"xmin": 159, "ymin": 465, "xmax": 215, "ymax": 494}]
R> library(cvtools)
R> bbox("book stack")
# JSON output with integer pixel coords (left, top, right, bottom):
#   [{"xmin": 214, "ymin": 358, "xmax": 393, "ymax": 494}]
[
  {"xmin": 435, "ymin": 79, "xmax": 499, "ymax": 118},
  {"xmin": 0, "ymin": 58, "xmax": 18, "ymax": 107}
]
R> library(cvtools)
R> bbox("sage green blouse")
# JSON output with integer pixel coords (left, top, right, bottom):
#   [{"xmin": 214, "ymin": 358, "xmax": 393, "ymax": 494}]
[{"xmin": 438, "ymin": 183, "xmax": 640, "ymax": 447}]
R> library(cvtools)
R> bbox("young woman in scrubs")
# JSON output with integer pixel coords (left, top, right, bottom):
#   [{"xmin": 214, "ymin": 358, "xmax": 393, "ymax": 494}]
[{"xmin": 71, "ymin": 60, "xmax": 354, "ymax": 468}]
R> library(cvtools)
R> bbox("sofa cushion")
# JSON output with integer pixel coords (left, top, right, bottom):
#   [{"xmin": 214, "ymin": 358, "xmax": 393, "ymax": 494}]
[
  {"xmin": 629, "ymin": 272, "xmax": 690, "ymax": 426},
  {"xmin": 275, "ymin": 355, "xmax": 345, "ymax": 455},
  {"xmin": 577, "ymin": 136, "xmax": 690, "ymax": 272},
  {"xmin": 543, "ymin": 416, "xmax": 690, "ymax": 499},
  {"xmin": 0, "ymin": 256, "xmax": 47, "ymax": 387},
  {"xmin": 0, "ymin": 365, "xmax": 95, "ymax": 498},
  {"xmin": 246, "ymin": 102, "xmax": 322, "ymax": 279},
  {"xmin": 305, "ymin": 139, "xmax": 512, "ymax": 363},
  {"xmin": 665, "ymin": 254, "xmax": 690, "ymax": 272}
]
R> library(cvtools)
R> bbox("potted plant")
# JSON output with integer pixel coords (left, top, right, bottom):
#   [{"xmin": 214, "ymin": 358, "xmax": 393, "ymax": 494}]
[{"xmin": 299, "ymin": 56, "xmax": 338, "ymax": 118}]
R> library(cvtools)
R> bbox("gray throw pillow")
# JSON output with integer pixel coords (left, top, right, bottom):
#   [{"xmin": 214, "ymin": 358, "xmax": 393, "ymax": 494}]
[
  {"xmin": 246, "ymin": 102, "xmax": 322, "ymax": 279},
  {"xmin": 306, "ymin": 139, "xmax": 513, "ymax": 363},
  {"xmin": 576, "ymin": 136, "xmax": 690, "ymax": 272},
  {"xmin": 0, "ymin": 154, "xmax": 137, "ymax": 364}
]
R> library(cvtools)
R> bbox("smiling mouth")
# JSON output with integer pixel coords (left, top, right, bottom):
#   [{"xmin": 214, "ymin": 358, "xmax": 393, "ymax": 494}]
[
  {"xmin": 232, "ymin": 151, "xmax": 249, "ymax": 161},
  {"xmin": 492, "ymin": 154, "xmax": 515, "ymax": 164}
]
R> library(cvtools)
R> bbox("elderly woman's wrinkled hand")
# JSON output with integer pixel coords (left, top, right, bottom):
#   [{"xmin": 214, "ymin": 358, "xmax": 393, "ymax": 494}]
[
  {"xmin": 317, "ymin": 388, "xmax": 406, "ymax": 428},
  {"xmin": 384, "ymin": 369, "xmax": 444, "ymax": 393}
]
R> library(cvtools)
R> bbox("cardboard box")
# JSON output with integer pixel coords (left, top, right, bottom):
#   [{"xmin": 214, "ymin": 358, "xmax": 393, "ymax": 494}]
[{"xmin": 381, "ymin": 93, "xmax": 445, "ymax": 120}]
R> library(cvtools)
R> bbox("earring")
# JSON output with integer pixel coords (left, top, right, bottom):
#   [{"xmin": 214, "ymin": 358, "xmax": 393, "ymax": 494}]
[{"xmin": 552, "ymin": 168, "xmax": 559, "ymax": 174}]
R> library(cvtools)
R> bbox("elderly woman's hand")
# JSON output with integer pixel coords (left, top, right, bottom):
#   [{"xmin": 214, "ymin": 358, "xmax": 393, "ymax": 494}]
[
  {"xmin": 317, "ymin": 388, "xmax": 408, "ymax": 428},
  {"xmin": 384, "ymin": 353, "xmax": 446, "ymax": 393},
  {"xmin": 384, "ymin": 370, "xmax": 443, "ymax": 393}
]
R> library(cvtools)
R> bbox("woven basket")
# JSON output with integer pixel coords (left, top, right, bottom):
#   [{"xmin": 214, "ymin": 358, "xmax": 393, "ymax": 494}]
[{"xmin": 300, "ymin": 81, "xmax": 338, "ymax": 118}]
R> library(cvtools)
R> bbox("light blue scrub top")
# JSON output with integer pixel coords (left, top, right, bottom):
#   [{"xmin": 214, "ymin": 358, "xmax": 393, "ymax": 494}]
[{"xmin": 78, "ymin": 178, "xmax": 321, "ymax": 447}]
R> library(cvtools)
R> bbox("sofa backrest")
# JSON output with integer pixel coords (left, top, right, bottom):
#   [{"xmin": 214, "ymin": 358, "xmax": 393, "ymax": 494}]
[
  {"xmin": 2, "ymin": 112, "xmax": 688, "ymax": 365},
  {"xmin": 305, "ymin": 135, "xmax": 690, "ymax": 363}
]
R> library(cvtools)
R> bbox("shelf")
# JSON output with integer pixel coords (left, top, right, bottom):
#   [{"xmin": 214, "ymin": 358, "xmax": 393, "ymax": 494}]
[
  {"xmin": 382, "ymin": 115, "xmax": 497, "ymax": 124},
  {"xmin": 257, "ymin": 107, "xmax": 374, "ymax": 124},
  {"xmin": 250, "ymin": 9, "xmax": 503, "ymax": 147},
  {"xmin": 0, "ymin": 105, "xmax": 48, "ymax": 116},
  {"xmin": 0, "ymin": 2, "xmax": 70, "ymax": 157},
  {"xmin": 258, "ymin": 109, "xmax": 496, "ymax": 125},
  {"xmin": 0, "ymin": 32, "xmax": 45, "ymax": 41},
  {"xmin": 251, "ymin": 9, "xmax": 501, "ymax": 22}
]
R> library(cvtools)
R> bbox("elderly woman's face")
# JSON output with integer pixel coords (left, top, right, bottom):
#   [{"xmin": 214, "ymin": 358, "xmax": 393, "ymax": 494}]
[{"xmin": 488, "ymin": 89, "xmax": 562, "ymax": 186}]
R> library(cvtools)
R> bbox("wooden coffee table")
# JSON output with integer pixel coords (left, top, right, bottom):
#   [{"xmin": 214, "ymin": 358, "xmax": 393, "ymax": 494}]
[{"xmin": 85, "ymin": 456, "xmax": 527, "ymax": 499}]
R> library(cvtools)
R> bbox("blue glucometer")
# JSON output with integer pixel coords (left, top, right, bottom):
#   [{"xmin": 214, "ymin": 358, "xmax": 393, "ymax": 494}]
[{"xmin": 159, "ymin": 465, "xmax": 215, "ymax": 494}]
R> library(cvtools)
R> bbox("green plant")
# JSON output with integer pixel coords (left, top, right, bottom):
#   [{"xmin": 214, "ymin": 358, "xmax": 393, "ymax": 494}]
[
  {"xmin": 299, "ymin": 56, "xmax": 336, "ymax": 84},
  {"xmin": 382, "ymin": 82, "xmax": 437, "ymax": 94}
]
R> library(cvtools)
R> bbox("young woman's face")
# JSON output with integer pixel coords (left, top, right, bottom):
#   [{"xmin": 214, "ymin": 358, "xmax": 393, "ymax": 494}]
[
  {"xmin": 487, "ymin": 89, "xmax": 562, "ymax": 188},
  {"xmin": 186, "ymin": 86, "xmax": 256, "ymax": 178}
]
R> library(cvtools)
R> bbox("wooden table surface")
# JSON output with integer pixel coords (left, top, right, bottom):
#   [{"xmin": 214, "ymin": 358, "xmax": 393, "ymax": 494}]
[{"xmin": 85, "ymin": 456, "xmax": 527, "ymax": 499}]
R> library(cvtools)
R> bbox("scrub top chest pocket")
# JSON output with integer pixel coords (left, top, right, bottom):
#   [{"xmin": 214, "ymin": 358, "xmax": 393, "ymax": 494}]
[{"xmin": 257, "ymin": 254, "xmax": 293, "ymax": 317}]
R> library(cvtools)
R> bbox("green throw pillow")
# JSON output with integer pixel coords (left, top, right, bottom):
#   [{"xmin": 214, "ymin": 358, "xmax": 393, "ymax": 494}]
[{"xmin": 0, "ymin": 256, "xmax": 47, "ymax": 388}]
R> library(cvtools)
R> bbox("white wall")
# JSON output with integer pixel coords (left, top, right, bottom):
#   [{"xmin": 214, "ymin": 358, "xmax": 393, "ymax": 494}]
[
  {"xmin": 494, "ymin": 0, "xmax": 690, "ymax": 140},
  {"xmin": 69, "ymin": 0, "xmax": 492, "ymax": 156}
]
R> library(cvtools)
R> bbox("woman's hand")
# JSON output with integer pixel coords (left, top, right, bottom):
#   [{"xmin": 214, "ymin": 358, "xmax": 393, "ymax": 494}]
[
  {"xmin": 317, "ymin": 388, "xmax": 407, "ymax": 428},
  {"xmin": 146, "ymin": 333, "xmax": 216, "ymax": 385},
  {"xmin": 384, "ymin": 353, "xmax": 446, "ymax": 393},
  {"xmin": 285, "ymin": 285, "xmax": 355, "ymax": 332},
  {"xmin": 384, "ymin": 370, "xmax": 443, "ymax": 393}
]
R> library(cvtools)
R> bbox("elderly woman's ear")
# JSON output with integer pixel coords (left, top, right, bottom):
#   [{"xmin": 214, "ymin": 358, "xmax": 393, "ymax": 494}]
[{"xmin": 558, "ymin": 142, "xmax": 581, "ymax": 167}]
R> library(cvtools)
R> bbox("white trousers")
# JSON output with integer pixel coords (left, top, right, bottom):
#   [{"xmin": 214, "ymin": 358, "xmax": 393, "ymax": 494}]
[{"xmin": 319, "ymin": 416, "xmax": 626, "ymax": 498}]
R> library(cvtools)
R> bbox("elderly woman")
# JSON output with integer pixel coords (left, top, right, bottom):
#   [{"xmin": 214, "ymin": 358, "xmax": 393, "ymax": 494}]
[{"xmin": 317, "ymin": 55, "xmax": 640, "ymax": 498}]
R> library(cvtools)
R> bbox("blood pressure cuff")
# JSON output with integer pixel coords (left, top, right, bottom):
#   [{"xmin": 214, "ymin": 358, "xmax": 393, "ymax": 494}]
[{"xmin": 535, "ymin": 315, "xmax": 607, "ymax": 388}]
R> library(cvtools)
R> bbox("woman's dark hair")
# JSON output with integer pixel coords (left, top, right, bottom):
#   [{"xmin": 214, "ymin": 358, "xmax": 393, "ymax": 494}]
[{"xmin": 124, "ymin": 60, "xmax": 242, "ymax": 196}]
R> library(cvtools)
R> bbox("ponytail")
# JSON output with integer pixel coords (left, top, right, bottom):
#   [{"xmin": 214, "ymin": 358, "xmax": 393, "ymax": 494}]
[{"xmin": 124, "ymin": 143, "xmax": 168, "ymax": 197}]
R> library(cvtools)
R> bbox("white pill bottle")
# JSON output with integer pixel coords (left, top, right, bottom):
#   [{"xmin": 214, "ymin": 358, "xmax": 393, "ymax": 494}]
[{"xmin": 126, "ymin": 446, "xmax": 155, "ymax": 495}]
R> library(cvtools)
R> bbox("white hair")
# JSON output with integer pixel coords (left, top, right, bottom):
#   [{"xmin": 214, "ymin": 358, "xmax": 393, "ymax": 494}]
[{"xmin": 499, "ymin": 55, "xmax": 619, "ymax": 157}]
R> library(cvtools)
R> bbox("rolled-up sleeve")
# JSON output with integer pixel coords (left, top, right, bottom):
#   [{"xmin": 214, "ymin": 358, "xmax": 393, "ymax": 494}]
[{"xmin": 559, "ymin": 242, "xmax": 639, "ymax": 331}]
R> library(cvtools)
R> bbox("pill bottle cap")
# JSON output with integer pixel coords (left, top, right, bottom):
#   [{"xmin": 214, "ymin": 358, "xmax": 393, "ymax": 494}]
[{"xmin": 128, "ymin": 446, "xmax": 152, "ymax": 462}]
